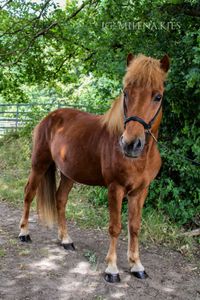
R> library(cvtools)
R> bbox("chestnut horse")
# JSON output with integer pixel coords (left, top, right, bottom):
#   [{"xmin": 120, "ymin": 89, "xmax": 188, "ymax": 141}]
[{"xmin": 19, "ymin": 53, "xmax": 169, "ymax": 282}]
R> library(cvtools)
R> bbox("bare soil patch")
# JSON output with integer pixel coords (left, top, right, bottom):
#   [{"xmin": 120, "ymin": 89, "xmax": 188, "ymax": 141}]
[{"xmin": 0, "ymin": 201, "xmax": 199, "ymax": 300}]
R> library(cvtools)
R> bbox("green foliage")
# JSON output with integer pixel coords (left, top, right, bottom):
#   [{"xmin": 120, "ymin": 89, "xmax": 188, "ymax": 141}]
[
  {"xmin": 0, "ymin": 133, "xmax": 31, "ymax": 205},
  {"xmin": 84, "ymin": 250, "xmax": 97, "ymax": 267},
  {"xmin": 87, "ymin": 187, "xmax": 108, "ymax": 207}
]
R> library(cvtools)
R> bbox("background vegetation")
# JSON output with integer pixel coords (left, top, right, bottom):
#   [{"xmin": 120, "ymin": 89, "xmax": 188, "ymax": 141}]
[{"xmin": 0, "ymin": 1, "xmax": 199, "ymax": 239}]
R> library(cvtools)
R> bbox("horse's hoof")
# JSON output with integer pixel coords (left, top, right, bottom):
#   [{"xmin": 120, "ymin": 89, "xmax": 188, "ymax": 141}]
[
  {"xmin": 62, "ymin": 243, "xmax": 75, "ymax": 251},
  {"xmin": 104, "ymin": 273, "xmax": 121, "ymax": 283},
  {"xmin": 19, "ymin": 234, "xmax": 32, "ymax": 243},
  {"xmin": 131, "ymin": 270, "xmax": 148, "ymax": 279}
]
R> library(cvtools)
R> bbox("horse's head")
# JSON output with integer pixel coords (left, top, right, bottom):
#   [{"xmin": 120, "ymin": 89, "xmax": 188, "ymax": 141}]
[{"xmin": 120, "ymin": 53, "xmax": 170, "ymax": 158}]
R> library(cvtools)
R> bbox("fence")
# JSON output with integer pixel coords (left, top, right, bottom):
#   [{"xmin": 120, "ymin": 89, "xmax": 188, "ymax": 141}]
[{"xmin": 0, "ymin": 102, "xmax": 96, "ymax": 136}]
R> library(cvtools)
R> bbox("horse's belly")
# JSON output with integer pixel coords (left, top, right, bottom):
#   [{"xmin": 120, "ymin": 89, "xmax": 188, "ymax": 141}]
[
  {"xmin": 69, "ymin": 173, "xmax": 105, "ymax": 186},
  {"xmin": 53, "ymin": 145, "xmax": 105, "ymax": 186},
  {"xmin": 59, "ymin": 163, "xmax": 105, "ymax": 186}
]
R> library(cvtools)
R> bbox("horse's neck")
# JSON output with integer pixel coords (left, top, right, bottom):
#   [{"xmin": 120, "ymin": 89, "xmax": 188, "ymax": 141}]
[{"xmin": 101, "ymin": 97, "xmax": 124, "ymax": 136}]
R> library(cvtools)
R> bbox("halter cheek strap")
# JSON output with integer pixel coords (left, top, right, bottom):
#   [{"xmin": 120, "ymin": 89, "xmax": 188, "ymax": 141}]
[{"xmin": 123, "ymin": 92, "xmax": 163, "ymax": 142}]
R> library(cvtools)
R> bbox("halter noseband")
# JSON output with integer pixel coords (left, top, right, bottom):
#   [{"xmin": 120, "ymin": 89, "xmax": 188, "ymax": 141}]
[{"xmin": 123, "ymin": 91, "xmax": 162, "ymax": 142}]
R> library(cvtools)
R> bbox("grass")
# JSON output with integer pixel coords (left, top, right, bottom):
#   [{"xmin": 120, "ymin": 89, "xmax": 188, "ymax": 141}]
[
  {"xmin": 141, "ymin": 208, "xmax": 193, "ymax": 250},
  {"xmin": 0, "ymin": 132, "xmax": 31, "ymax": 205},
  {"xmin": 18, "ymin": 249, "xmax": 31, "ymax": 256},
  {"xmin": 0, "ymin": 249, "xmax": 6, "ymax": 257},
  {"xmin": 83, "ymin": 250, "xmax": 98, "ymax": 266},
  {"xmin": 0, "ymin": 132, "xmax": 197, "ymax": 254},
  {"xmin": 67, "ymin": 187, "xmax": 109, "ymax": 229}
]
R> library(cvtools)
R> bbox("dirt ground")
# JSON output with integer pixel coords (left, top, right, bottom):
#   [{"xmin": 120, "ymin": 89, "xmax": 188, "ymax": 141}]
[{"xmin": 0, "ymin": 200, "xmax": 199, "ymax": 300}]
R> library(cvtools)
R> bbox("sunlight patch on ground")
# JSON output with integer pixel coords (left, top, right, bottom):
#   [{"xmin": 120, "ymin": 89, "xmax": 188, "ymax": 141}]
[
  {"xmin": 151, "ymin": 281, "xmax": 177, "ymax": 295},
  {"xmin": 111, "ymin": 292, "xmax": 126, "ymax": 299},
  {"xmin": 162, "ymin": 286, "xmax": 175, "ymax": 293},
  {"xmin": 30, "ymin": 253, "xmax": 65, "ymax": 271},
  {"xmin": 59, "ymin": 273, "xmax": 98, "ymax": 295},
  {"xmin": 0, "ymin": 279, "xmax": 16, "ymax": 287},
  {"xmin": 70, "ymin": 261, "xmax": 94, "ymax": 275},
  {"xmin": 58, "ymin": 280, "xmax": 82, "ymax": 293}
]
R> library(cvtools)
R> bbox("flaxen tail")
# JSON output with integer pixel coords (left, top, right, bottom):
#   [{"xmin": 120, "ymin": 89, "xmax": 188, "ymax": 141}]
[{"xmin": 36, "ymin": 163, "xmax": 57, "ymax": 227}]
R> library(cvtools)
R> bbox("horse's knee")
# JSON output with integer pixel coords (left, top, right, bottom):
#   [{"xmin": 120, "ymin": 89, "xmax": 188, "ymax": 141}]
[
  {"xmin": 129, "ymin": 224, "xmax": 140, "ymax": 237},
  {"xmin": 109, "ymin": 224, "xmax": 121, "ymax": 238}
]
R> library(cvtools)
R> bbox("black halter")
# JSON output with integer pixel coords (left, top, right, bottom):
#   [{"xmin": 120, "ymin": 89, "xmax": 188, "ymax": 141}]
[{"xmin": 123, "ymin": 91, "xmax": 162, "ymax": 142}]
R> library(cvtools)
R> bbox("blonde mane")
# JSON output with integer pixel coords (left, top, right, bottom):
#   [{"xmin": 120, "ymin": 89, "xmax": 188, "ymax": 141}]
[
  {"xmin": 100, "ymin": 96, "xmax": 124, "ymax": 135},
  {"xmin": 124, "ymin": 54, "xmax": 166, "ymax": 90},
  {"xmin": 101, "ymin": 54, "xmax": 167, "ymax": 135}
]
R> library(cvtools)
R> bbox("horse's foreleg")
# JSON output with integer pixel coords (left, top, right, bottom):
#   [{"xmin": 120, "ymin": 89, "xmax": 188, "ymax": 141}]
[
  {"xmin": 56, "ymin": 173, "xmax": 74, "ymax": 250},
  {"xmin": 127, "ymin": 187, "xmax": 148, "ymax": 279},
  {"xmin": 19, "ymin": 169, "xmax": 44, "ymax": 242},
  {"xmin": 104, "ymin": 183, "xmax": 124, "ymax": 283}
]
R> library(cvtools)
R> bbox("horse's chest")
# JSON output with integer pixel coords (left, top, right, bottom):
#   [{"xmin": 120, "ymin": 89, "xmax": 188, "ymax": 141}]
[{"xmin": 104, "ymin": 148, "xmax": 161, "ymax": 190}]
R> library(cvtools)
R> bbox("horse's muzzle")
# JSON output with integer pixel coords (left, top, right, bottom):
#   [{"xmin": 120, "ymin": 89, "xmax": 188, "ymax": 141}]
[{"xmin": 120, "ymin": 136, "xmax": 145, "ymax": 158}]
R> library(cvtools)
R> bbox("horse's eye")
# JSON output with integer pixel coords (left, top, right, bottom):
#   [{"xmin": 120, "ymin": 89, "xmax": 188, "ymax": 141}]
[{"xmin": 154, "ymin": 94, "xmax": 162, "ymax": 102}]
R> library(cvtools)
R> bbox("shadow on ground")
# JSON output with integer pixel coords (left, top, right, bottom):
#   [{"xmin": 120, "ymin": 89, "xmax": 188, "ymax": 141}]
[{"xmin": 0, "ymin": 201, "xmax": 199, "ymax": 300}]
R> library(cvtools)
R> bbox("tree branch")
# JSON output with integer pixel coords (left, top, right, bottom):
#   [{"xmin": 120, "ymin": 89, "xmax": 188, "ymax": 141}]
[
  {"xmin": 84, "ymin": 51, "xmax": 96, "ymax": 61},
  {"xmin": 66, "ymin": 0, "xmax": 97, "ymax": 21},
  {"xmin": 0, "ymin": 0, "xmax": 51, "ymax": 37},
  {"xmin": 32, "ymin": 21, "xmax": 58, "ymax": 40},
  {"xmin": 54, "ymin": 56, "xmax": 71, "ymax": 76},
  {"xmin": 37, "ymin": 0, "xmax": 51, "ymax": 19},
  {"xmin": 1, "ymin": 0, "xmax": 98, "ymax": 66},
  {"xmin": 2, "ymin": 21, "xmax": 58, "ymax": 66},
  {"xmin": 1, "ymin": 0, "xmax": 96, "ymax": 38}
]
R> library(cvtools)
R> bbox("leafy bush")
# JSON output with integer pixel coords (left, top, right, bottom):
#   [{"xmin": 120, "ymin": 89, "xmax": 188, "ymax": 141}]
[{"xmin": 87, "ymin": 187, "xmax": 108, "ymax": 207}]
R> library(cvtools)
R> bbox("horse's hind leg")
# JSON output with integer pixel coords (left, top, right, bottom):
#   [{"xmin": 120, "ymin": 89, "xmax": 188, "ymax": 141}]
[
  {"xmin": 19, "ymin": 168, "xmax": 46, "ymax": 242},
  {"xmin": 56, "ymin": 173, "xmax": 74, "ymax": 250}
]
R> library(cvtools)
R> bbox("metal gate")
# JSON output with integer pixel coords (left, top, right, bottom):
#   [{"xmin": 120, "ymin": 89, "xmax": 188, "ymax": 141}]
[{"xmin": 0, "ymin": 102, "xmax": 95, "ymax": 136}]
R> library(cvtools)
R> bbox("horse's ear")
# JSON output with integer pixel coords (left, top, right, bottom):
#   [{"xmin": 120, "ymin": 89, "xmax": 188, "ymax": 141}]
[
  {"xmin": 127, "ymin": 53, "xmax": 134, "ymax": 66},
  {"xmin": 160, "ymin": 54, "xmax": 170, "ymax": 72}
]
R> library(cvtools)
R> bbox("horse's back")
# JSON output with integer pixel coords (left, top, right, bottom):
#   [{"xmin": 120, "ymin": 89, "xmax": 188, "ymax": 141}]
[{"xmin": 34, "ymin": 108, "xmax": 106, "ymax": 185}]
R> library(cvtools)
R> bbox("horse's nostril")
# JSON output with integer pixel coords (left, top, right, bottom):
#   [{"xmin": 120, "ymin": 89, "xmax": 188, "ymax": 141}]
[
  {"xmin": 120, "ymin": 136, "xmax": 144, "ymax": 157},
  {"xmin": 133, "ymin": 138, "xmax": 144, "ymax": 151},
  {"xmin": 136, "ymin": 139, "xmax": 142, "ymax": 149}
]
